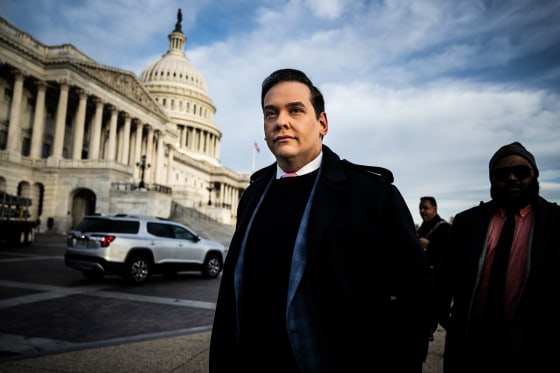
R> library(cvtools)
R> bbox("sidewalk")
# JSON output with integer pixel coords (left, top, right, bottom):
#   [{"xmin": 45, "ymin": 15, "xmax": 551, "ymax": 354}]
[
  {"xmin": 0, "ymin": 331, "xmax": 211, "ymax": 373},
  {"xmin": 0, "ymin": 327, "xmax": 445, "ymax": 372}
]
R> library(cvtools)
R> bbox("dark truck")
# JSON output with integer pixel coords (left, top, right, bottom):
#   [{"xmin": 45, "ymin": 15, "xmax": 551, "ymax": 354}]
[{"xmin": 0, "ymin": 191, "xmax": 38, "ymax": 245}]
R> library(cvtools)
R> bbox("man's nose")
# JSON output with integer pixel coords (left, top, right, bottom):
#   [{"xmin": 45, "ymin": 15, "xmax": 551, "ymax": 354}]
[{"xmin": 276, "ymin": 111, "xmax": 290, "ymax": 126}]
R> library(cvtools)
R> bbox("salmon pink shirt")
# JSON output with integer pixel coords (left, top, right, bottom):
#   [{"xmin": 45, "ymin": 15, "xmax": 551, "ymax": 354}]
[{"xmin": 475, "ymin": 205, "xmax": 533, "ymax": 320}]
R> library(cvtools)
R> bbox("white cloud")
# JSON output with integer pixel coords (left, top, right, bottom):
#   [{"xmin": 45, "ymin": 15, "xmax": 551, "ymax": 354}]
[
  {"xmin": 304, "ymin": 0, "xmax": 344, "ymax": 19},
  {"xmin": 1, "ymin": 0, "xmax": 559, "ymax": 224}
]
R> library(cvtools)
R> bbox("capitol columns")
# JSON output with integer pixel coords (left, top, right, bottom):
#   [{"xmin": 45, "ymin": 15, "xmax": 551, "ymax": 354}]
[
  {"xmin": 6, "ymin": 68, "xmax": 25, "ymax": 154},
  {"xmin": 145, "ymin": 125, "xmax": 154, "ymax": 184},
  {"xmin": 166, "ymin": 143, "xmax": 174, "ymax": 185},
  {"xmin": 29, "ymin": 81, "xmax": 47, "ymax": 159},
  {"xmin": 88, "ymin": 97, "xmax": 104, "ymax": 160},
  {"xmin": 51, "ymin": 80, "xmax": 70, "ymax": 159},
  {"xmin": 119, "ymin": 113, "xmax": 132, "ymax": 165},
  {"xmin": 155, "ymin": 130, "xmax": 165, "ymax": 184},
  {"xmin": 106, "ymin": 104, "xmax": 118, "ymax": 161},
  {"xmin": 215, "ymin": 135, "xmax": 221, "ymax": 160},
  {"xmin": 71, "ymin": 88, "xmax": 88, "ymax": 160},
  {"xmin": 133, "ymin": 119, "xmax": 143, "ymax": 180}
]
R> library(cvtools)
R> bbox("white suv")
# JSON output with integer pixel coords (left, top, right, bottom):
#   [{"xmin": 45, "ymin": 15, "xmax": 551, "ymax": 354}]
[{"xmin": 65, "ymin": 214, "xmax": 228, "ymax": 284}]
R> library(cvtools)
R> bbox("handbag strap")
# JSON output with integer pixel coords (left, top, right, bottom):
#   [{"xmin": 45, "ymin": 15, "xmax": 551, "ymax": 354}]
[{"xmin": 424, "ymin": 220, "xmax": 445, "ymax": 239}]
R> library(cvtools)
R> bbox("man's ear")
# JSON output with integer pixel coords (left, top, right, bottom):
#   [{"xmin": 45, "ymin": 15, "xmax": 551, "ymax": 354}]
[{"xmin": 319, "ymin": 112, "xmax": 328, "ymax": 137}]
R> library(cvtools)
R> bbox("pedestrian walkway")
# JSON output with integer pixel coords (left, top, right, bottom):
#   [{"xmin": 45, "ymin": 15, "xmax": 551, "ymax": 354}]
[
  {"xmin": 0, "ymin": 327, "xmax": 445, "ymax": 372},
  {"xmin": 0, "ymin": 331, "xmax": 212, "ymax": 373}
]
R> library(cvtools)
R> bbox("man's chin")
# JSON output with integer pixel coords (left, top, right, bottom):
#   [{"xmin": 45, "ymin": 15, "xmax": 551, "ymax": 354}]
[
  {"xmin": 504, "ymin": 189, "xmax": 522, "ymax": 199},
  {"xmin": 273, "ymin": 145, "xmax": 297, "ymax": 158}
]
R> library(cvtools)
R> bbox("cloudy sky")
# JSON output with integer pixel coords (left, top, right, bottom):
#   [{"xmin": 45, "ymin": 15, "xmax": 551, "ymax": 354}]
[{"xmin": 2, "ymin": 0, "xmax": 559, "ymax": 225}]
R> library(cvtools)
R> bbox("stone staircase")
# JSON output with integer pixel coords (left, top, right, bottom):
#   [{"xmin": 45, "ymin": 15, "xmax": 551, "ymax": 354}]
[{"xmin": 170, "ymin": 202, "xmax": 235, "ymax": 248}]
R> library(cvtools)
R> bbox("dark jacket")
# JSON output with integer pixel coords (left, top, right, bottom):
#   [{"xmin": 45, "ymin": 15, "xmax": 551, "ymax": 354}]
[
  {"xmin": 209, "ymin": 145, "xmax": 432, "ymax": 372},
  {"xmin": 435, "ymin": 196, "xmax": 560, "ymax": 373},
  {"xmin": 417, "ymin": 214, "xmax": 452, "ymax": 269}
]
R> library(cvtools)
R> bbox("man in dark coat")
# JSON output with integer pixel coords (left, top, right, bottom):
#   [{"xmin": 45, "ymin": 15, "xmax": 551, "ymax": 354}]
[
  {"xmin": 435, "ymin": 141, "xmax": 560, "ymax": 373},
  {"xmin": 418, "ymin": 196, "xmax": 452, "ymax": 270},
  {"xmin": 209, "ymin": 68, "xmax": 432, "ymax": 372},
  {"xmin": 418, "ymin": 196, "xmax": 452, "ymax": 342}
]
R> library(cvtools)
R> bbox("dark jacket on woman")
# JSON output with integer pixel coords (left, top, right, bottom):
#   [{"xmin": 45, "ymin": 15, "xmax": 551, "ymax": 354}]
[
  {"xmin": 209, "ymin": 145, "xmax": 432, "ymax": 372},
  {"xmin": 435, "ymin": 196, "xmax": 560, "ymax": 373}
]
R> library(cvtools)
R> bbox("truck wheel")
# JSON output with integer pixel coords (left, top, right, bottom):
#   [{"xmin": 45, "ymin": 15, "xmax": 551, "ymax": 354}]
[
  {"xmin": 18, "ymin": 231, "xmax": 26, "ymax": 246},
  {"xmin": 24, "ymin": 228, "xmax": 34, "ymax": 246}
]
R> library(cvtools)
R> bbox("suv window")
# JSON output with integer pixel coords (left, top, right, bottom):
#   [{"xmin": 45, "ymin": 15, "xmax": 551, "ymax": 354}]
[
  {"xmin": 147, "ymin": 222, "xmax": 175, "ymax": 238},
  {"xmin": 146, "ymin": 222, "xmax": 198, "ymax": 241},
  {"xmin": 172, "ymin": 225, "xmax": 197, "ymax": 241},
  {"xmin": 76, "ymin": 217, "xmax": 139, "ymax": 234}
]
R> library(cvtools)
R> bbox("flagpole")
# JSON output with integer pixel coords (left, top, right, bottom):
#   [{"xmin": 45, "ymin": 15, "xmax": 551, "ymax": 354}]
[{"xmin": 252, "ymin": 141, "xmax": 260, "ymax": 171}]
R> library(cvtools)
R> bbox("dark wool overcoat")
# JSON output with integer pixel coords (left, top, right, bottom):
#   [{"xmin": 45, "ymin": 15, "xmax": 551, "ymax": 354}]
[
  {"xmin": 436, "ymin": 196, "xmax": 560, "ymax": 373},
  {"xmin": 209, "ymin": 145, "xmax": 432, "ymax": 372}
]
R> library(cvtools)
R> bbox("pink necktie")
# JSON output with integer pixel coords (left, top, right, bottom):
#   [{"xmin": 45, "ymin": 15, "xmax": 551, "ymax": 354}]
[{"xmin": 281, "ymin": 172, "xmax": 298, "ymax": 178}]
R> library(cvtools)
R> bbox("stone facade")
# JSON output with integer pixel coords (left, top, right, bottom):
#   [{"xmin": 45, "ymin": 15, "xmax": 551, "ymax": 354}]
[{"xmin": 0, "ymin": 15, "xmax": 249, "ymax": 234}]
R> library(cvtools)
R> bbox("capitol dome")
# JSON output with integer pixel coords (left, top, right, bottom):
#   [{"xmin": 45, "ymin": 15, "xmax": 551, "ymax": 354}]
[
  {"xmin": 140, "ymin": 32, "xmax": 208, "ymax": 95},
  {"xmin": 140, "ymin": 9, "xmax": 221, "ymax": 166}
]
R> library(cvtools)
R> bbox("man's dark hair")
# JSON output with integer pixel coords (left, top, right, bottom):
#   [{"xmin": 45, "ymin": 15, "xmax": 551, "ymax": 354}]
[
  {"xmin": 420, "ymin": 196, "xmax": 437, "ymax": 208},
  {"xmin": 261, "ymin": 68, "xmax": 325, "ymax": 119}
]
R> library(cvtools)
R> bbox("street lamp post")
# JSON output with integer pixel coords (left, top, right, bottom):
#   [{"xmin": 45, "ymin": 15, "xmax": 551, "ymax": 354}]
[{"xmin": 136, "ymin": 155, "xmax": 151, "ymax": 189}]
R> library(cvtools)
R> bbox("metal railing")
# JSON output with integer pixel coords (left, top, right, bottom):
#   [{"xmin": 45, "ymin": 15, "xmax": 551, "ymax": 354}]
[{"xmin": 110, "ymin": 182, "xmax": 172, "ymax": 195}]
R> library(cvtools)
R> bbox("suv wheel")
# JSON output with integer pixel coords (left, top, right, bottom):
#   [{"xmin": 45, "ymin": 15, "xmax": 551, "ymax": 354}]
[
  {"xmin": 126, "ymin": 254, "xmax": 152, "ymax": 284},
  {"xmin": 201, "ymin": 253, "xmax": 222, "ymax": 279}
]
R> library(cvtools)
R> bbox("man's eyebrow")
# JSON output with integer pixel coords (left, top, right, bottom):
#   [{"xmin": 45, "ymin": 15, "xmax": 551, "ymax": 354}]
[
  {"xmin": 263, "ymin": 101, "xmax": 306, "ymax": 110},
  {"xmin": 286, "ymin": 101, "xmax": 305, "ymax": 108}
]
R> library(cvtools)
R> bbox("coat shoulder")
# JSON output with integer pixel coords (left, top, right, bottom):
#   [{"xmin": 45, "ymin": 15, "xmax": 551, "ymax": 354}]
[
  {"xmin": 249, "ymin": 165, "xmax": 274, "ymax": 183},
  {"xmin": 341, "ymin": 159, "xmax": 394, "ymax": 183},
  {"xmin": 537, "ymin": 196, "xmax": 560, "ymax": 219}
]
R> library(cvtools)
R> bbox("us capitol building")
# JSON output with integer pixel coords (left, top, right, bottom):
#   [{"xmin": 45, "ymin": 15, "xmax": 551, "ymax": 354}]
[{"xmin": 0, "ymin": 10, "xmax": 250, "ymax": 233}]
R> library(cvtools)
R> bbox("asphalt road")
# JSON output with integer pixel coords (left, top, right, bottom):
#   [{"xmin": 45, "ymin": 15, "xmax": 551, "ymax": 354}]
[{"xmin": 0, "ymin": 232, "xmax": 221, "ymax": 362}]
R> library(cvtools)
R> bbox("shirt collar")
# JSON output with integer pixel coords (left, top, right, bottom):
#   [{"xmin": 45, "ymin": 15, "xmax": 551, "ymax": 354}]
[
  {"xmin": 499, "ymin": 204, "xmax": 532, "ymax": 218},
  {"xmin": 276, "ymin": 152, "xmax": 323, "ymax": 179}
]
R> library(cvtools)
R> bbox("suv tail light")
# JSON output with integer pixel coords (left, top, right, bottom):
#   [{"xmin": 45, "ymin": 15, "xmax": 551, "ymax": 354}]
[{"xmin": 91, "ymin": 235, "xmax": 116, "ymax": 247}]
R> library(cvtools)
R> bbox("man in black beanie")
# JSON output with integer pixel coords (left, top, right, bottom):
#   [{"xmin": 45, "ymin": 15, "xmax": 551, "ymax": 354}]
[{"xmin": 433, "ymin": 141, "xmax": 560, "ymax": 373}]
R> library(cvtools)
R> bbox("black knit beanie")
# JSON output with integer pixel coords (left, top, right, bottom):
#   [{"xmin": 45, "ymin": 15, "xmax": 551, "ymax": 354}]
[{"xmin": 488, "ymin": 141, "xmax": 539, "ymax": 178}]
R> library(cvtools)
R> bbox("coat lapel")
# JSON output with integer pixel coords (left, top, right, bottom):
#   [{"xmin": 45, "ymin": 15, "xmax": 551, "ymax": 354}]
[{"xmin": 305, "ymin": 146, "xmax": 348, "ymax": 261}]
